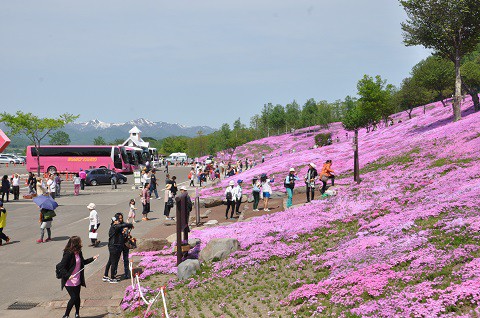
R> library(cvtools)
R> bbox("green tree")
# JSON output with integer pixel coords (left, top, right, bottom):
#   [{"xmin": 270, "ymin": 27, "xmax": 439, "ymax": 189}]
[
  {"xmin": 93, "ymin": 136, "xmax": 106, "ymax": 145},
  {"xmin": 317, "ymin": 100, "xmax": 333, "ymax": 128},
  {"xmin": 461, "ymin": 49, "xmax": 480, "ymax": 111},
  {"xmin": 0, "ymin": 111, "xmax": 78, "ymax": 175},
  {"xmin": 395, "ymin": 77, "xmax": 433, "ymax": 119},
  {"xmin": 411, "ymin": 56, "xmax": 454, "ymax": 108},
  {"xmin": 357, "ymin": 75, "xmax": 394, "ymax": 130},
  {"xmin": 400, "ymin": 0, "xmax": 480, "ymax": 121},
  {"xmin": 260, "ymin": 103, "xmax": 273, "ymax": 136},
  {"xmin": 342, "ymin": 105, "xmax": 366, "ymax": 183},
  {"xmin": 285, "ymin": 100, "xmax": 301, "ymax": 131},
  {"xmin": 301, "ymin": 98, "xmax": 318, "ymax": 129},
  {"xmin": 49, "ymin": 131, "xmax": 71, "ymax": 145},
  {"xmin": 270, "ymin": 104, "xmax": 286, "ymax": 134}
]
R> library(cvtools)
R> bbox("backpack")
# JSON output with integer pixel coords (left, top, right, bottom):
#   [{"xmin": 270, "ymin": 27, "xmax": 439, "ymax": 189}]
[
  {"xmin": 284, "ymin": 175, "xmax": 293, "ymax": 188},
  {"xmin": 226, "ymin": 189, "xmax": 233, "ymax": 201},
  {"xmin": 55, "ymin": 261, "xmax": 64, "ymax": 279}
]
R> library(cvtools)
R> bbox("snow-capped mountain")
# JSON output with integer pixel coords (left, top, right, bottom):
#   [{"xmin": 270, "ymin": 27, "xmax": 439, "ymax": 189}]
[{"xmin": 63, "ymin": 118, "xmax": 215, "ymax": 144}]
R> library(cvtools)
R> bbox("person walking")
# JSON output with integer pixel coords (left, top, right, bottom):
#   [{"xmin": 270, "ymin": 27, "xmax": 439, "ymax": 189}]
[
  {"xmin": 117, "ymin": 213, "xmax": 132, "ymax": 280},
  {"xmin": 47, "ymin": 174, "xmax": 56, "ymax": 199},
  {"xmin": 285, "ymin": 168, "xmax": 299, "ymax": 208},
  {"xmin": 225, "ymin": 180, "xmax": 235, "ymax": 219},
  {"xmin": 102, "ymin": 213, "xmax": 133, "ymax": 283},
  {"xmin": 58, "ymin": 236, "xmax": 98, "ymax": 318},
  {"xmin": 110, "ymin": 169, "xmax": 117, "ymax": 190},
  {"xmin": 37, "ymin": 207, "xmax": 54, "ymax": 243},
  {"xmin": 320, "ymin": 160, "xmax": 335, "ymax": 194},
  {"xmin": 261, "ymin": 174, "xmax": 274, "ymax": 211},
  {"xmin": 73, "ymin": 173, "xmax": 81, "ymax": 196},
  {"xmin": 251, "ymin": 177, "xmax": 261, "ymax": 211},
  {"xmin": 164, "ymin": 160, "xmax": 169, "ymax": 174},
  {"xmin": 79, "ymin": 169, "xmax": 86, "ymax": 190},
  {"xmin": 1, "ymin": 175, "xmax": 10, "ymax": 203},
  {"xmin": 55, "ymin": 173, "xmax": 62, "ymax": 197},
  {"xmin": 304, "ymin": 163, "xmax": 318, "ymax": 202},
  {"xmin": 27, "ymin": 172, "xmax": 37, "ymax": 195},
  {"xmin": 149, "ymin": 169, "xmax": 159, "ymax": 199},
  {"xmin": 141, "ymin": 183, "xmax": 151, "ymax": 221},
  {"xmin": 11, "ymin": 174, "xmax": 20, "ymax": 200},
  {"xmin": 87, "ymin": 203, "xmax": 100, "ymax": 247},
  {"xmin": 233, "ymin": 180, "xmax": 243, "ymax": 215},
  {"xmin": 164, "ymin": 180, "xmax": 174, "ymax": 221},
  {"xmin": 0, "ymin": 201, "xmax": 10, "ymax": 246},
  {"xmin": 188, "ymin": 168, "xmax": 195, "ymax": 187},
  {"xmin": 127, "ymin": 199, "xmax": 137, "ymax": 223},
  {"xmin": 170, "ymin": 176, "xmax": 178, "ymax": 196}
]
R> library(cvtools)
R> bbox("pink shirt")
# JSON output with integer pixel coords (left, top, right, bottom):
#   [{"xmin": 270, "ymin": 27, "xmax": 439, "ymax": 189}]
[{"xmin": 65, "ymin": 253, "xmax": 81, "ymax": 287}]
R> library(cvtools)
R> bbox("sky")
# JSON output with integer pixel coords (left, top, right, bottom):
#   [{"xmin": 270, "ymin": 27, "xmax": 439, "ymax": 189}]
[{"xmin": 0, "ymin": 0, "xmax": 430, "ymax": 129}]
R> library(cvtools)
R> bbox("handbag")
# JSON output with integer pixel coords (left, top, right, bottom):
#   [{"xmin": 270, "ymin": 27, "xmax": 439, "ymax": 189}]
[
  {"xmin": 43, "ymin": 210, "xmax": 57, "ymax": 220},
  {"xmin": 125, "ymin": 231, "xmax": 137, "ymax": 249},
  {"xmin": 167, "ymin": 197, "xmax": 174, "ymax": 208},
  {"xmin": 321, "ymin": 176, "xmax": 329, "ymax": 183},
  {"xmin": 89, "ymin": 232, "xmax": 98, "ymax": 239}
]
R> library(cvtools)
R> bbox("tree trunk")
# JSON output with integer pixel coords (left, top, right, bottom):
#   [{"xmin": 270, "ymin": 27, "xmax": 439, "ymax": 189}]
[
  {"xmin": 353, "ymin": 129, "xmax": 360, "ymax": 184},
  {"xmin": 440, "ymin": 98, "xmax": 447, "ymax": 107},
  {"xmin": 471, "ymin": 92, "xmax": 480, "ymax": 112},
  {"xmin": 36, "ymin": 144, "xmax": 41, "ymax": 177},
  {"xmin": 453, "ymin": 52, "xmax": 462, "ymax": 121},
  {"xmin": 406, "ymin": 109, "xmax": 413, "ymax": 119}
]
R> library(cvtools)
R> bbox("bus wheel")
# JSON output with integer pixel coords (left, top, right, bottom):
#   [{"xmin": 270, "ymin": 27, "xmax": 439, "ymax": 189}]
[
  {"xmin": 47, "ymin": 166, "xmax": 57, "ymax": 174},
  {"xmin": 90, "ymin": 180, "xmax": 98, "ymax": 186}
]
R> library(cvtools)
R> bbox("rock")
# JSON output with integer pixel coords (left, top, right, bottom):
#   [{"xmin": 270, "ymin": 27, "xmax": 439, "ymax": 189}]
[
  {"xmin": 199, "ymin": 197, "xmax": 224, "ymax": 208},
  {"xmin": 241, "ymin": 194, "xmax": 248, "ymax": 202},
  {"xmin": 200, "ymin": 209, "xmax": 212, "ymax": 219},
  {"xmin": 247, "ymin": 195, "xmax": 254, "ymax": 203},
  {"xmin": 294, "ymin": 186, "xmax": 307, "ymax": 194},
  {"xmin": 205, "ymin": 220, "xmax": 219, "ymax": 227},
  {"xmin": 135, "ymin": 238, "xmax": 169, "ymax": 252},
  {"xmin": 188, "ymin": 238, "xmax": 201, "ymax": 247},
  {"xmin": 270, "ymin": 191, "xmax": 285, "ymax": 199},
  {"xmin": 166, "ymin": 233, "xmax": 177, "ymax": 243},
  {"xmin": 199, "ymin": 238, "xmax": 240, "ymax": 263},
  {"xmin": 177, "ymin": 259, "xmax": 200, "ymax": 280}
]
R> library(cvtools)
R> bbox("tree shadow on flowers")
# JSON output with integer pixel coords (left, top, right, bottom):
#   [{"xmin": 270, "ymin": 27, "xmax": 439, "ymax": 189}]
[{"xmin": 411, "ymin": 104, "xmax": 475, "ymax": 135}]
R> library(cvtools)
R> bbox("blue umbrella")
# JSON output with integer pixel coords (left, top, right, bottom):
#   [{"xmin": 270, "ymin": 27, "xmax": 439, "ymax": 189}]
[{"xmin": 33, "ymin": 195, "xmax": 59, "ymax": 211}]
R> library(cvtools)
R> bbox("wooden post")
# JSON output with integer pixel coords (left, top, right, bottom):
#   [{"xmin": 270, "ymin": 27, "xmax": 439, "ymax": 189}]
[
  {"xmin": 176, "ymin": 197, "xmax": 182, "ymax": 266},
  {"xmin": 353, "ymin": 129, "xmax": 360, "ymax": 183}
]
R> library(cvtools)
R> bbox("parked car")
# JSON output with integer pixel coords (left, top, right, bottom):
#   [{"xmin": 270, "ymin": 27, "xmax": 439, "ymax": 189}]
[
  {"xmin": 85, "ymin": 168, "xmax": 127, "ymax": 186},
  {"xmin": 0, "ymin": 155, "xmax": 19, "ymax": 164},
  {"xmin": 3, "ymin": 154, "xmax": 24, "ymax": 164}
]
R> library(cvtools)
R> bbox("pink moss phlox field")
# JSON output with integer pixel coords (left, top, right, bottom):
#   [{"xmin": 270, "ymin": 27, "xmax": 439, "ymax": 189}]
[{"xmin": 124, "ymin": 97, "xmax": 480, "ymax": 316}]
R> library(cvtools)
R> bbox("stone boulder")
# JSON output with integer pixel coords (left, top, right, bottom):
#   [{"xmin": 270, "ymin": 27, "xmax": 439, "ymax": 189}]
[
  {"xmin": 177, "ymin": 259, "xmax": 200, "ymax": 280},
  {"xmin": 200, "ymin": 209, "xmax": 212, "ymax": 219},
  {"xmin": 135, "ymin": 238, "xmax": 169, "ymax": 252},
  {"xmin": 247, "ymin": 195, "xmax": 254, "ymax": 203},
  {"xmin": 199, "ymin": 197, "xmax": 224, "ymax": 208},
  {"xmin": 270, "ymin": 191, "xmax": 285, "ymax": 199},
  {"xmin": 188, "ymin": 238, "xmax": 201, "ymax": 247},
  {"xmin": 204, "ymin": 220, "xmax": 219, "ymax": 227},
  {"xmin": 199, "ymin": 238, "xmax": 240, "ymax": 263}
]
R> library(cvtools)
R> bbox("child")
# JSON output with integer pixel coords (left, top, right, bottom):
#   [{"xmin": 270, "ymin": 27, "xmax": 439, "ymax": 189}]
[
  {"xmin": 127, "ymin": 199, "xmax": 137, "ymax": 223},
  {"xmin": 0, "ymin": 201, "xmax": 10, "ymax": 246}
]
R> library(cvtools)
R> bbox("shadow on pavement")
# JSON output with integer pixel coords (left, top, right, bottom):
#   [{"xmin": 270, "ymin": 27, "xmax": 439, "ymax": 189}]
[{"xmin": 51, "ymin": 236, "xmax": 70, "ymax": 241}]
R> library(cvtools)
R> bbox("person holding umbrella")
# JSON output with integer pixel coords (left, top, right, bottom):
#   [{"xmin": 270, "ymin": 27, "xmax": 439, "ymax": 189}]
[{"xmin": 33, "ymin": 195, "xmax": 58, "ymax": 243}]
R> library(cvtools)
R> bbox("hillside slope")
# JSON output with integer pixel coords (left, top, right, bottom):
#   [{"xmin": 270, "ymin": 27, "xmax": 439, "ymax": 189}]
[{"xmin": 123, "ymin": 98, "xmax": 480, "ymax": 317}]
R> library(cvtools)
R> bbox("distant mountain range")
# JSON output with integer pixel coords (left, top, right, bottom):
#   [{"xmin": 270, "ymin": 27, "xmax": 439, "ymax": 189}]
[{"xmin": 1, "ymin": 118, "xmax": 216, "ymax": 147}]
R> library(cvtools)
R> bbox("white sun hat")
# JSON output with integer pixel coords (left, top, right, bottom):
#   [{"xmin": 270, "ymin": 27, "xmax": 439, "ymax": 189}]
[{"xmin": 87, "ymin": 203, "xmax": 96, "ymax": 210}]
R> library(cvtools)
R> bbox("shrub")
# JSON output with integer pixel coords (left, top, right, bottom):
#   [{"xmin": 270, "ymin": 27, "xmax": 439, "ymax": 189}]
[{"xmin": 314, "ymin": 133, "xmax": 332, "ymax": 146}]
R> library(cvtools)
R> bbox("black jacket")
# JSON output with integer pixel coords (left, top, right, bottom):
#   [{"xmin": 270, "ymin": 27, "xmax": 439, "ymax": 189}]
[
  {"xmin": 108, "ymin": 223, "xmax": 133, "ymax": 250},
  {"xmin": 58, "ymin": 251, "xmax": 94, "ymax": 290}
]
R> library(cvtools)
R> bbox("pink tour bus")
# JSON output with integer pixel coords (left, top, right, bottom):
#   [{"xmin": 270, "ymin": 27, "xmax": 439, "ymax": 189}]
[{"xmin": 26, "ymin": 145, "xmax": 132, "ymax": 175}]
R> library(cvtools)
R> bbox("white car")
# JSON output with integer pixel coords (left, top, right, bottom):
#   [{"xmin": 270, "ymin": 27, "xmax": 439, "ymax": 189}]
[
  {"xmin": 3, "ymin": 154, "xmax": 24, "ymax": 164},
  {"xmin": 0, "ymin": 155, "xmax": 18, "ymax": 164}
]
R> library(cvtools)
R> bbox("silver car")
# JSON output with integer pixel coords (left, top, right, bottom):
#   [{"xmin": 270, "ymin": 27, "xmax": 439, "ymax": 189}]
[{"xmin": 0, "ymin": 155, "xmax": 18, "ymax": 164}]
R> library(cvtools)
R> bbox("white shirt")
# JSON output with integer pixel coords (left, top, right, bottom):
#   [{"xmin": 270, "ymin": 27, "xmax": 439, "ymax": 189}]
[
  {"xmin": 224, "ymin": 186, "xmax": 234, "ymax": 200},
  {"xmin": 232, "ymin": 185, "xmax": 242, "ymax": 201},
  {"xmin": 47, "ymin": 179, "xmax": 56, "ymax": 192},
  {"xmin": 261, "ymin": 179, "xmax": 272, "ymax": 193},
  {"xmin": 12, "ymin": 177, "xmax": 20, "ymax": 187},
  {"xmin": 89, "ymin": 209, "xmax": 99, "ymax": 229},
  {"xmin": 73, "ymin": 176, "xmax": 81, "ymax": 185}
]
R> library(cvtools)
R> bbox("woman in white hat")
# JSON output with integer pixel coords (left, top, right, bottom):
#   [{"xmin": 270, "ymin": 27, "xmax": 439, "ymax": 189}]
[
  {"xmin": 87, "ymin": 203, "xmax": 100, "ymax": 247},
  {"xmin": 225, "ymin": 180, "xmax": 235, "ymax": 219}
]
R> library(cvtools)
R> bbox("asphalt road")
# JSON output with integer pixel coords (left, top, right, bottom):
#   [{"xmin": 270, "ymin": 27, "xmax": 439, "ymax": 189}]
[{"xmin": 0, "ymin": 165, "xmax": 189, "ymax": 312}]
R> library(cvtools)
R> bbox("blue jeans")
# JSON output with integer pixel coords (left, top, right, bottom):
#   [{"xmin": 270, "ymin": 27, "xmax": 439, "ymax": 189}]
[
  {"xmin": 286, "ymin": 188, "xmax": 293, "ymax": 208},
  {"xmin": 149, "ymin": 188, "xmax": 159, "ymax": 199}
]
